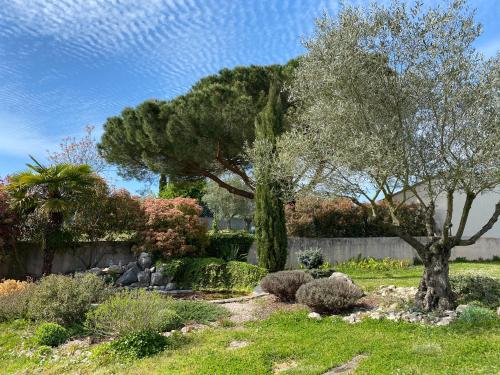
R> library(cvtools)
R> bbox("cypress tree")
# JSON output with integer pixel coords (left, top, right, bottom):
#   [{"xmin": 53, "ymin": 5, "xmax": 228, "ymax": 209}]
[{"xmin": 254, "ymin": 82, "xmax": 288, "ymax": 272}]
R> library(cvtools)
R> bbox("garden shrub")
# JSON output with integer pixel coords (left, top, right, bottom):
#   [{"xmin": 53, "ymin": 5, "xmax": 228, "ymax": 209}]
[
  {"xmin": 68, "ymin": 179, "xmax": 144, "ymax": 242},
  {"xmin": 336, "ymin": 256, "xmax": 411, "ymax": 271},
  {"xmin": 85, "ymin": 290, "xmax": 182, "ymax": 337},
  {"xmin": 27, "ymin": 273, "xmax": 111, "ymax": 326},
  {"xmin": 35, "ymin": 322, "xmax": 69, "ymax": 347},
  {"xmin": 456, "ymin": 306, "xmax": 498, "ymax": 325},
  {"xmin": 109, "ymin": 330, "xmax": 169, "ymax": 359},
  {"xmin": 450, "ymin": 274, "xmax": 500, "ymax": 309},
  {"xmin": 297, "ymin": 248, "xmax": 324, "ymax": 269},
  {"xmin": 167, "ymin": 300, "xmax": 229, "ymax": 324},
  {"xmin": 286, "ymin": 197, "xmax": 426, "ymax": 237},
  {"xmin": 260, "ymin": 271, "xmax": 313, "ymax": 302},
  {"xmin": 173, "ymin": 257, "xmax": 267, "ymax": 291},
  {"xmin": 0, "ymin": 281, "xmax": 34, "ymax": 321},
  {"xmin": 296, "ymin": 278, "xmax": 364, "ymax": 313},
  {"xmin": 205, "ymin": 231, "xmax": 255, "ymax": 261},
  {"xmin": 139, "ymin": 198, "xmax": 208, "ymax": 258},
  {"xmin": 0, "ymin": 279, "xmax": 30, "ymax": 297}
]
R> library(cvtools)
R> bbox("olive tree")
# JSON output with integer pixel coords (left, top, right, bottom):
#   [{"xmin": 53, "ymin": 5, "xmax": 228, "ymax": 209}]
[{"xmin": 276, "ymin": 0, "xmax": 499, "ymax": 311}]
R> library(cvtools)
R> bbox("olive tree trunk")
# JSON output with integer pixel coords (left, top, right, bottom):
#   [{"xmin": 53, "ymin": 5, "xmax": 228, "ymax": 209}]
[{"xmin": 415, "ymin": 243, "xmax": 455, "ymax": 311}]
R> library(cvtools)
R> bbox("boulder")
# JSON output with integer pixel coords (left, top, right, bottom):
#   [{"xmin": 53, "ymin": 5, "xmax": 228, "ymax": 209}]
[
  {"xmin": 105, "ymin": 264, "xmax": 124, "ymax": 275},
  {"xmin": 150, "ymin": 272, "xmax": 164, "ymax": 286},
  {"xmin": 116, "ymin": 264, "xmax": 140, "ymax": 286},
  {"xmin": 308, "ymin": 312, "xmax": 322, "ymax": 320},
  {"xmin": 138, "ymin": 252, "xmax": 153, "ymax": 270},
  {"xmin": 137, "ymin": 269, "xmax": 151, "ymax": 286},
  {"xmin": 165, "ymin": 282, "xmax": 177, "ymax": 291},
  {"xmin": 88, "ymin": 267, "xmax": 103, "ymax": 276},
  {"xmin": 126, "ymin": 262, "xmax": 137, "ymax": 270}
]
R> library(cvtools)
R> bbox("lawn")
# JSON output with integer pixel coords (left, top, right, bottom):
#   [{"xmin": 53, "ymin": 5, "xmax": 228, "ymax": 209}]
[
  {"xmin": 1, "ymin": 261, "xmax": 499, "ymax": 375},
  {"xmin": 345, "ymin": 260, "xmax": 500, "ymax": 291}
]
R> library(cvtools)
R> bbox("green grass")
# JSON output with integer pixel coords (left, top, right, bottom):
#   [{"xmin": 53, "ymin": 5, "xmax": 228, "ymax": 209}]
[
  {"xmin": 1, "ymin": 261, "xmax": 499, "ymax": 375},
  {"xmin": 346, "ymin": 260, "xmax": 500, "ymax": 291}
]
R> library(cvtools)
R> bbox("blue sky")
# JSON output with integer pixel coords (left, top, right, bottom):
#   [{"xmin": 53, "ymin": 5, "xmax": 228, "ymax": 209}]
[{"xmin": 0, "ymin": 0, "xmax": 498, "ymax": 194}]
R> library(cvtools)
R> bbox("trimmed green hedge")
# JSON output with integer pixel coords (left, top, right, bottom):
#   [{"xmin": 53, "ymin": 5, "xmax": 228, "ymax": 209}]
[
  {"xmin": 171, "ymin": 257, "xmax": 266, "ymax": 291},
  {"xmin": 205, "ymin": 231, "xmax": 255, "ymax": 260}
]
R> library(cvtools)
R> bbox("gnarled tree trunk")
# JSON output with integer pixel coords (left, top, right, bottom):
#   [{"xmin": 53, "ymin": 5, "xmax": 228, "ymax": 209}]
[{"xmin": 415, "ymin": 243, "xmax": 455, "ymax": 311}]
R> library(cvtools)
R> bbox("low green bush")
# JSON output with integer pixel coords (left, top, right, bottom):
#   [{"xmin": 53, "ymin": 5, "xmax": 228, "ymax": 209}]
[
  {"xmin": 296, "ymin": 278, "xmax": 364, "ymax": 313},
  {"xmin": 85, "ymin": 290, "xmax": 182, "ymax": 337},
  {"xmin": 173, "ymin": 257, "xmax": 267, "ymax": 291},
  {"xmin": 456, "ymin": 306, "xmax": 498, "ymax": 326},
  {"xmin": 260, "ymin": 271, "xmax": 313, "ymax": 302},
  {"xmin": 336, "ymin": 256, "xmax": 411, "ymax": 271},
  {"xmin": 27, "ymin": 273, "xmax": 111, "ymax": 326},
  {"xmin": 167, "ymin": 300, "xmax": 229, "ymax": 324},
  {"xmin": 205, "ymin": 231, "xmax": 255, "ymax": 261},
  {"xmin": 450, "ymin": 274, "xmax": 500, "ymax": 309},
  {"xmin": 297, "ymin": 248, "xmax": 324, "ymax": 269},
  {"xmin": 109, "ymin": 330, "xmax": 169, "ymax": 359},
  {"xmin": 35, "ymin": 322, "xmax": 69, "ymax": 347}
]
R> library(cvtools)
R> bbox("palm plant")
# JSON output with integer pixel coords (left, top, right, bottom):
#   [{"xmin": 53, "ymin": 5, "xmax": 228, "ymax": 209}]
[{"xmin": 6, "ymin": 156, "xmax": 98, "ymax": 274}]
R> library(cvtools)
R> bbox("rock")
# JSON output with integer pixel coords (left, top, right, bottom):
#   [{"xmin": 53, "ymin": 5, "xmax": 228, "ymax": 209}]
[
  {"xmin": 435, "ymin": 316, "xmax": 454, "ymax": 326},
  {"xmin": 88, "ymin": 267, "xmax": 103, "ymax": 276},
  {"xmin": 150, "ymin": 266, "xmax": 156, "ymax": 273},
  {"xmin": 456, "ymin": 304, "xmax": 468, "ymax": 314},
  {"xmin": 164, "ymin": 282, "xmax": 177, "ymax": 291},
  {"xmin": 150, "ymin": 272, "xmax": 164, "ymax": 286},
  {"xmin": 105, "ymin": 264, "xmax": 124, "ymax": 275},
  {"xmin": 116, "ymin": 264, "xmax": 140, "ymax": 286},
  {"xmin": 126, "ymin": 262, "xmax": 137, "ymax": 270},
  {"xmin": 181, "ymin": 326, "xmax": 192, "ymax": 334},
  {"xmin": 329, "ymin": 272, "xmax": 353, "ymax": 283},
  {"xmin": 497, "ymin": 306, "xmax": 500, "ymax": 316},
  {"xmin": 137, "ymin": 252, "xmax": 153, "ymax": 270},
  {"xmin": 308, "ymin": 312, "xmax": 322, "ymax": 320},
  {"xmin": 228, "ymin": 340, "xmax": 249, "ymax": 350},
  {"xmin": 137, "ymin": 269, "xmax": 151, "ymax": 286}
]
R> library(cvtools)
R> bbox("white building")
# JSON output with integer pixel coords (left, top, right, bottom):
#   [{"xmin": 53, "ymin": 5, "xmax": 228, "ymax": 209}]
[{"xmin": 393, "ymin": 185, "xmax": 500, "ymax": 239}]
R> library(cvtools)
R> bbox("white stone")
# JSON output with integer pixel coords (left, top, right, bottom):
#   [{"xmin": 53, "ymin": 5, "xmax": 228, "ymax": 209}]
[{"xmin": 308, "ymin": 312, "xmax": 322, "ymax": 320}]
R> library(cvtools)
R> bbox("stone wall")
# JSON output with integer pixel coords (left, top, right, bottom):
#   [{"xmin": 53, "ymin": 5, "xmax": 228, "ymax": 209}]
[
  {"xmin": 2, "ymin": 241, "xmax": 136, "ymax": 279},
  {"xmin": 247, "ymin": 236, "xmax": 500, "ymax": 268}
]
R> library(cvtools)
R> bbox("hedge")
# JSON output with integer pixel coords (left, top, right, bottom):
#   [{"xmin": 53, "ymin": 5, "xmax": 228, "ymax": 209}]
[
  {"xmin": 205, "ymin": 231, "xmax": 255, "ymax": 260},
  {"xmin": 171, "ymin": 257, "xmax": 267, "ymax": 291}
]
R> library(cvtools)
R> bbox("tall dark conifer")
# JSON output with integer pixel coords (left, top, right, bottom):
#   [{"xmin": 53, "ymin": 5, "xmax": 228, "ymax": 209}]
[{"xmin": 254, "ymin": 82, "xmax": 288, "ymax": 271}]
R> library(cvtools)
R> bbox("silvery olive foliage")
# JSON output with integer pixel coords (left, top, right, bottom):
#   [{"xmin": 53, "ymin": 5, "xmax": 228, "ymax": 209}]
[
  {"xmin": 261, "ymin": 0, "xmax": 499, "ymax": 311},
  {"xmin": 274, "ymin": 0, "xmax": 499, "ymax": 247}
]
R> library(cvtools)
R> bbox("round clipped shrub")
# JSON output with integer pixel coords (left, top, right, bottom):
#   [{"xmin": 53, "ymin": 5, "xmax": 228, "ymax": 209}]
[
  {"xmin": 297, "ymin": 248, "xmax": 324, "ymax": 269},
  {"xmin": 109, "ymin": 330, "xmax": 168, "ymax": 359},
  {"xmin": 260, "ymin": 271, "xmax": 313, "ymax": 302},
  {"xmin": 35, "ymin": 322, "xmax": 69, "ymax": 347},
  {"xmin": 296, "ymin": 278, "xmax": 364, "ymax": 313}
]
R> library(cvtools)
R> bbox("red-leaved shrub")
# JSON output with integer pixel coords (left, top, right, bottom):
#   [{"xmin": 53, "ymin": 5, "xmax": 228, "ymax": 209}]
[
  {"xmin": 286, "ymin": 197, "xmax": 426, "ymax": 238},
  {"xmin": 139, "ymin": 198, "xmax": 208, "ymax": 258}
]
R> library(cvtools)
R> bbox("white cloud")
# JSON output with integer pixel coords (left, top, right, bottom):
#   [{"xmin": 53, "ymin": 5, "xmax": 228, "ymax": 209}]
[{"xmin": 0, "ymin": 112, "xmax": 57, "ymax": 159}]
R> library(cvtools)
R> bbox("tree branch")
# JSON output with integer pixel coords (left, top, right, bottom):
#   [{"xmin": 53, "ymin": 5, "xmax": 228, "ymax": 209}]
[
  {"xmin": 201, "ymin": 171, "xmax": 254, "ymax": 200},
  {"xmin": 453, "ymin": 191, "xmax": 475, "ymax": 242},
  {"xmin": 442, "ymin": 189, "xmax": 454, "ymax": 242},
  {"xmin": 215, "ymin": 142, "xmax": 254, "ymax": 190},
  {"xmin": 457, "ymin": 200, "xmax": 500, "ymax": 246}
]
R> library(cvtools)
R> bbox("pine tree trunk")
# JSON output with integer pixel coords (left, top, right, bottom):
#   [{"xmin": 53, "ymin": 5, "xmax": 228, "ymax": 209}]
[{"xmin": 415, "ymin": 243, "xmax": 455, "ymax": 311}]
